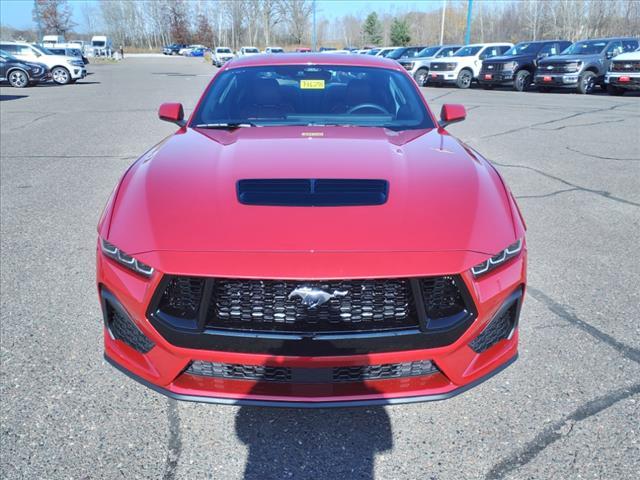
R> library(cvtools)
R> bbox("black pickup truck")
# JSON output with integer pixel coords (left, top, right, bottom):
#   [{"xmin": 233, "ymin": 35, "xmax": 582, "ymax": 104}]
[
  {"xmin": 478, "ymin": 40, "xmax": 571, "ymax": 91},
  {"xmin": 534, "ymin": 37, "xmax": 640, "ymax": 94}
]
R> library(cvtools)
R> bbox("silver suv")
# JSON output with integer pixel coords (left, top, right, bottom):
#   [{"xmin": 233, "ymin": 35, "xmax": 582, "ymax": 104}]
[{"xmin": 399, "ymin": 45, "xmax": 462, "ymax": 86}]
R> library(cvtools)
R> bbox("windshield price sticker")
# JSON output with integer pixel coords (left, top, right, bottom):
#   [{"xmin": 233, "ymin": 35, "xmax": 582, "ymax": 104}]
[{"xmin": 300, "ymin": 79, "xmax": 325, "ymax": 89}]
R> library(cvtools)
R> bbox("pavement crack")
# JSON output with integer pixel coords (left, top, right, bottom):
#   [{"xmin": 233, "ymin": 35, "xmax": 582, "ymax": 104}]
[
  {"xmin": 162, "ymin": 399, "xmax": 182, "ymax": 480},
  {"xmin": 492, "ymin": 161, "xmax": 640, "ymax": 207},
  {"xmin": 516, "ymin": 188, "xmax": 580, "ymax": 200},
  {"xmin": 532, "ymin": 118, "xmax": 626, "ymax": 131},
  {"xmin": 527, "ymin": 286, "xmax": 640, "ymax": 364},
  {"xmin": 485, "ymin": 383, "xmax": 640, "ymax": 480},
  {"xmin": 565, "ymin": 146, "xmax": 640, "ymax": 162},
  {"xmin": 479, "ymin": 103, "xmax": 626, "ymax": 140},
  {"xmin": 428, "ymin": 91, "xmax": 453, "ymax": 101},
  {"xmin": 8, "ymin": 112, "xmax": 57, "ymax": 131}
]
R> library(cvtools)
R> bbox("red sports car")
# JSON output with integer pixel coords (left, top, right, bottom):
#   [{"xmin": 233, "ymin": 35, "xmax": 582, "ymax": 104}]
[{"xmin": 97, "ymin": 54, "xmax": 526, "ymax": 407}]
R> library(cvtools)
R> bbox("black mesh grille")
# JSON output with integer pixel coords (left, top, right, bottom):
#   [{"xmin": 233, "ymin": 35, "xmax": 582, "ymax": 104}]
[
  {"xmin": 421, "ymin": 276, "xmax": 466, "ymax": 319},
  {"xmin": 469, "ymin": 304, "xmax": 516, "ymax": 353},
  {"xmin": 153, "ymin": 275, "xmax": 472, "ymax": 335},
  {"xmin": 186, "ymin": 360, "xmax": 439, "ymax": 383},
  {"xmin": 157, "ymin": 277, "xmax": 205, "ymax": 319},
  {"xmin": 611, "ymin": 61, "xmax": 640, "ymax": 72},
  {"xmin": 480, "ymin": 62, "xmax": 504, "ymax": 72},
  {"xmin": 207, "ymin": 278, "xmax": 417, "ymax": 332},
  {"xmin": 108, "ymin": 305, "xmax": 155, "ymax": 353},
  {"xmin": 333, "ymin": 360, "xmax": 438, "ymax": 382},
  {"xmin": 429, "ymin": 62, "xmax": 447, "ymax": 71},
  {"xmin": 539, "ymin": 62, "xmax": 578, "ymax": 73}
]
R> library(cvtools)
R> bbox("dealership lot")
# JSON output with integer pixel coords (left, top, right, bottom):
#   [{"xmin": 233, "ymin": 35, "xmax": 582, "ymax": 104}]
[{"xmin": 1, "ymin": 57, "xmax": 639, "ymax": 479}]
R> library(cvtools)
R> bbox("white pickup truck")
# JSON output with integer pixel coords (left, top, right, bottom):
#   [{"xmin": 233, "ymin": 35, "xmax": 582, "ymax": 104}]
[
  {"xmin": 426, "ymin": 42, "xmax": 513, "ymax": 88},
  {"xmin": 212, "ymin": 47, "xmax": 235, "ymax": 67},
  {"xmin": 605, "ymin": 49, "xmax": 640, "ymax": 95}
]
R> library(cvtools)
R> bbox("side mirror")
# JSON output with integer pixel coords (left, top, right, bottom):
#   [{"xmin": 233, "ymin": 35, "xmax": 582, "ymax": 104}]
[
  {"xmin": 606, "ymin": 51, "xmax": 614, "ymax": 59},
  {"xmin": 439, "ymin": 104, "xmax": 466, "ymax": 128},
  {"xmin": 158, "ymin": 102, "xmax": 185, "ymax": 126}
]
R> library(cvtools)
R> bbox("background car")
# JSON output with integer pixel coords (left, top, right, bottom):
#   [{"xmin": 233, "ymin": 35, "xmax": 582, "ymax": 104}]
[
  {"xmin": 399, "ymin": 45, "xmax": 462, "ymax": 86},
  {"xmin": 163, "ymin": 43, "xmax": 186, "ymax": 55},
  {"xmin": 535, "ymin": 37, "xmax": 639, "ymax": 94},
  {"xmin": 375, "ymin": 47, "xmax": 399, "ymax": 57},
  {"xmin": 605, "ymin": 48, "xmax": 640, "ymax": 95},
  {"xmin": 478, "ymin": 40, "xmax": 571, "ymax": 91},
  {"xmin": 46, "ymin": 47, "xmax": 89, "ymax": 65},
  {"xmin": 264, "ymin": 47, "xmax": 285, "ymax": 54},
  {"xmin": 186, "ymin": 47, "xmax": 208, "ymax": 57},
  {"xmin": 212, "ymin": 47, "xmax": 234, "ymax": 66},
  {"xmin": 0, "ymin": 41, "xmax": 86, "ymax": 84},
  {"xmin": 295, "ymin": 47, "xmax": 311, "ymax": 53},
  {"xmin": 427, "ymin": 42, "xmax": 513, "ymax": 88},
  {"xmin": 0, "ymin": 50, "xmax": 49, "ymax": 87},
  {"xmin": 239, "ymin": 46, "xmax": 260, "ymax": 56},
  {"xmin": 385, "ymin": 46, "xmax": 428, "ymax": 61}
]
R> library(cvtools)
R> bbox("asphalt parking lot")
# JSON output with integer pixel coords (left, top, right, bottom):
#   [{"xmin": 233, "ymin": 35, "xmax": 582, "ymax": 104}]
[{"xmin": 1, "ymin": 56, "xmax": 639, "ymax": 480}]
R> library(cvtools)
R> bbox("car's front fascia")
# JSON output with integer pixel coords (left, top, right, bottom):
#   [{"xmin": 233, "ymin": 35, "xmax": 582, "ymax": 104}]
[{"xmin": 97, "ymin": 54, "xmax": 527, "ymax": 407}]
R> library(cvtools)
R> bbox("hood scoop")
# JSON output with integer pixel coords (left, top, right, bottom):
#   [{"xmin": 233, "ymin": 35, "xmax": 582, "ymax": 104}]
[{"xmin": 237, "ymin": 179, "xmax": 389, "ymax": 206}]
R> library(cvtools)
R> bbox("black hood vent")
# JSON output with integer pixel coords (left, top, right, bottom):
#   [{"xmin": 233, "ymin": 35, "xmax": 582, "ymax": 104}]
[{"xmin": 237, "ymin": 179, "xmax": 389, "ymax": 206}]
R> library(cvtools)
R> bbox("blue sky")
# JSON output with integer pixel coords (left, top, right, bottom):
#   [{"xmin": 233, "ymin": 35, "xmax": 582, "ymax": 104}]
[{"xmin": 1, "ymin": 0, "xmax": 443, "ymax": 31}]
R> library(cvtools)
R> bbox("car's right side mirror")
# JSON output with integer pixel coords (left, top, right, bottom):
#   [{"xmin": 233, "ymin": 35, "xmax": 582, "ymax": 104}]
[
  {"xmin": 439, "ymin": 104, "xmax": 466, "ymax": 128},
  {"xmin": 158, "ymin": 102, "xmax": 185, "ymax": 126}
]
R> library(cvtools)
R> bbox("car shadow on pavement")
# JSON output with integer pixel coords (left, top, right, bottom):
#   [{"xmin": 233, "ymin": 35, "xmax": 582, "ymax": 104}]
[
  {"xmin": 234, "ymin": 351, "xmax": 393, "ymax": 480},
  {"xmin": 0, "ymin": 94, "xmax": 28, "ymax": 101},
  {"xmin": 235, "ymin": 404, "xmax": 392, "ymax": 480}
]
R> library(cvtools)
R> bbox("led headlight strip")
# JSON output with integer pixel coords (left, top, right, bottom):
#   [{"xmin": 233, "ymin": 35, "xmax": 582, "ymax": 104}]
[
  {"xmin": 472, "ymin": 239, "xmax": 523, "ymax": 277},
  {"xmin": 100, "ymin": 238, "xmax": 154, "ymax": 277}
]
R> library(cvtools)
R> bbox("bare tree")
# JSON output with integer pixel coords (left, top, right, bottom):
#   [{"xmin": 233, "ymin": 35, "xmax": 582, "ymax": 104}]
[
  {"xmin": 33, "ymin": 0, "xmax": 76, "ymax": 36},
  {"xmin": 278, "ymin": 0, "xmax": 312, "ymax": 45}
]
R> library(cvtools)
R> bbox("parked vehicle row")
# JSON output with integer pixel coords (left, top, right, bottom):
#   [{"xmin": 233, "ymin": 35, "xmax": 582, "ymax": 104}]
[
  {"xmin": 0, "ymin": 41, "xmax": 87, "ymax": 86},
  {"xmin": 0, "ymin": 50, "xmax": 50, "ymax": 87}
]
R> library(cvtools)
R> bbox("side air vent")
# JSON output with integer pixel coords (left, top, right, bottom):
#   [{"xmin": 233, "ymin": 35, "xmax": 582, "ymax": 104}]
[{"xmin": 237, "ymin": 179, "xmax": 389, "ymax": 206}]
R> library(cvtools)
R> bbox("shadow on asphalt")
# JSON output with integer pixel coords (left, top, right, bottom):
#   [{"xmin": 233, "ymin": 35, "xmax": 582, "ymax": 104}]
[
  {"xmin": 235, "ymin": 405, "xmax": 392, "ymax": 479},
  {"xmin": 0, "ymin": 94, "xmax": 28, "ymax": 101}
]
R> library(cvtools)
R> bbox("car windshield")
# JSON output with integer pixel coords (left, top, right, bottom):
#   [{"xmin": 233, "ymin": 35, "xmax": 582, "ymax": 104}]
[
  {"xmin": 386, "ymin": 48, "xmax": 409, "ymax": 59},
  {"xmin": 416, "ymin": 47, "xmax": 440, "ymax": 58},
  {"xmin": 32, "ymin": 45, "xmax": 53, "ymax": 55},
  {"xmin": 217, "ymin": 48, "xmax": 231, "ymax": 53},
  {"xmin": 191, "ymin": 65, "xmax": 434, "ymax": 131},
  {"xmin": 503, "ymin": 42, "xmax": 542, "ymax": 56},
  {"xmin": 270, "ymin": 48, "xmax": 284, "ymax": 53},
  {"xmin": 93, "ymin": 41, "xmax": 106, "ymax": 47},
  {"xmin": 367, "ymin": 49, "xmax": 380, "ymax": 55},
  {"xmin": 454, "ymin": 46, "xmax": 482, "ymax": 56},
  {"xmin": 560, "ymin": 40, "xmax": 607, "ymax": 55},
  {"xmin": 245, "ymin": 48, "xmax": 259, "ymax": 53}
]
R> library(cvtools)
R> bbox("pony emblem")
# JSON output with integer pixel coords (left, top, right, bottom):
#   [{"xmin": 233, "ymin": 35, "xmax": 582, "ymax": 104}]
[{"xmin": 288, "ymin": 287, "xmax": 348, "ymax": 309}]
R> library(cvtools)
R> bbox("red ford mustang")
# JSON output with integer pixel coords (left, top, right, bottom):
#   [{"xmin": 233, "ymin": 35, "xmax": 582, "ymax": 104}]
[{"xmin": 97, "ymin": 54, "xmax": 526, "ymax": 407}]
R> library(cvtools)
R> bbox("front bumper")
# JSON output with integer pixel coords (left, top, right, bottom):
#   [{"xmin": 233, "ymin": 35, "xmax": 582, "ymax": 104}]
[
  {"xmin": 605, "ymin": 73, "xmax": 640, "ymax": 90},
  {"xmin": 426, "ymin": 71, "xmax": 459, "ymax": 84},
  {"xmin": 99, "ymin": 249, "xmax": 526, "ymax": 407},
  {"xmin": 478, "ymin": 71, "xmax": 515, "ymax": 85},
  {"xmin": 534, "ymin": 72, "xmax": 582, "ymax": 88},
  {"xmin": 69, "ymin": 67, "xmax": 87, "ymax": 80}
]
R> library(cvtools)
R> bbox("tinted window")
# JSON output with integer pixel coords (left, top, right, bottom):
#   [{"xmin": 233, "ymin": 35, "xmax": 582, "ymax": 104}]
[
  {"xmin": 561, "ymin": 40, "xmax": 607, "ymax": 55},
  {"xmin": 416, "ymin": 47, "xmax": 440, "ymax": 58},
  {"xmin": 479, "ymin": 46, "xmax": 502, "ymax": 59},
  {"xmin": 622, "ymin": 39, "xmax": 639, "ymax": 52},
  {"xmin": 454, "ymin": 46, "xmax": 482, "ymax": 56},
  {"xmin": 538, "ymin": 43, "xmax": 558, "ymax": 56},
  {"xmin": 605, "ymin": 41, "xmax": 623, "ymax": 56},
  {"xmin": 0, "ymin": 44, "xmax": 18, "ymax": 54},
  {"xmin": 192, "ymin": 65, "xmax": 435, "ymax": 131},
  {"xmin": 504, "ymin": 43, "xmax": 543, "ymax": 56},
  {"xmin": 437, "ymin": 47, "xmax": 460, "ymax": 57}
]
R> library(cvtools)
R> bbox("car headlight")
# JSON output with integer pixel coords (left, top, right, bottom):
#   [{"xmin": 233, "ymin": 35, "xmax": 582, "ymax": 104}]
[
  {"xmin": 446, "ymin": 62, "xmax": 458, "ymax": 70},
  {"xmin": 69, "ymin": 59, "xmax": 84, "ymax": 67},
  {"xmin": 100, "ymin": 238, "xmax": 154, "ymax": 277},
  {"xmin": 471, "ymin": 239, "xmax": 523, "ymax": 277},
  {"xmin": 503, "ymin": 61, "xmax": 517, "ymax": 70}
]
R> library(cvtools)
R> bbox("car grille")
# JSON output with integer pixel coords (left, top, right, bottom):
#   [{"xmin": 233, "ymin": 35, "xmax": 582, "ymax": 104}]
[
  {"xmin": 153, "ymin": 275, "xmax": 469, "ymax": 334},
  {"xmin": 481, "ymin": 63, "xmax": 504, "ymax": 73},
  {"xmin": 106, "ymin": 303, "xmax": 155, "ymax": 353},
  {"xmin": 539, "ymin": 62, "xmax": 579, "ymax": 73},
  {"xmin": 186, "ymin": 359, "xmax": 439, "ymax": 383},
  {"xmin": 429, "ymin": 62, "xmax": 448, "ymax": 71},
  {"xmin": 469, "ymin": 304, "xmax": 517, "ymax": 353},
  {"xmin": 611, "ymin": 61, "xmax": 640, "ymax": 72}
]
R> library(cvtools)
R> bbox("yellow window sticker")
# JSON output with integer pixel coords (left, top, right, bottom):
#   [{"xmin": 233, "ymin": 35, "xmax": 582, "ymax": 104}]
[{"xmin": 300, "ymin": 79, "xmax": 325, "ymax": 89}]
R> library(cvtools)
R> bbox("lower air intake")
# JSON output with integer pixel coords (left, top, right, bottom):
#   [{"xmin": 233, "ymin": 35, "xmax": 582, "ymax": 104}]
[
  {"xmin": 107, "ymin": 303, "xmax": 155, "ymax": 354},
  {"xmin": 469, "ymin": 304, "xmax": 517, "ymax": 353}
]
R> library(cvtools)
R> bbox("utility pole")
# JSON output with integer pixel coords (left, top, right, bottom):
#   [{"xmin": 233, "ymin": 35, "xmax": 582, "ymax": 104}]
[
  {"xmin": 312, "ymin": 0, "xmax": 317, "ymax": 51},
  {"xmin": 439, "ymin": 0, "xmax": 447, "ymax": 45},
  {"xmin": 464, "ymin": 0, "xmax": 473, "ymax": 45}
]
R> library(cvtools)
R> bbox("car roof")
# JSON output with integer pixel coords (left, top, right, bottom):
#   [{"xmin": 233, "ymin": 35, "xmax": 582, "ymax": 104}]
[{"xmin": 226, "ymin": 53, "xmax": 404, "ymax": 69}]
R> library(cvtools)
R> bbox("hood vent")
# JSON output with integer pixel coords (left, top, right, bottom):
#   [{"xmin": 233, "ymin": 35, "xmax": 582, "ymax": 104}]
[{"xmin": 237, "ymin": 179, "xmax": 389, "ymax": 206}]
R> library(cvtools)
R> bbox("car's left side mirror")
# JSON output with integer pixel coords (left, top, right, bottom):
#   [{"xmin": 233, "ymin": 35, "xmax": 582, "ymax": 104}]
[
  {"xmin": 158, "ymin": 102, "xmax": 185, "ymax": 126},
  {"xmin": 439, "ymin": 104, "xmax": 466, "ymax": 128}
]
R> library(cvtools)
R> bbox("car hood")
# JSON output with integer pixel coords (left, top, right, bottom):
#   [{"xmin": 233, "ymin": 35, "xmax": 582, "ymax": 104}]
[
  {"xmin": 107, "ymin": 127, "xmax": 516, "ymax": 256},
  {"xmin": 540, "ymin": 53, "xmax": 600, "ymax": 63},
  {"xmin": 483, "ymin": 54, "xmax": 533, "ymax": 63},
  {"xmin": 611, "ymin": 52, "xmax": 640, "ymax": 61}
]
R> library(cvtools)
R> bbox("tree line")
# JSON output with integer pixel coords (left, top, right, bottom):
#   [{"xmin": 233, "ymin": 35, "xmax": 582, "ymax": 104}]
[{"xmin": 2, "ymin": 0, "xmax": 638, "ymax": 50}]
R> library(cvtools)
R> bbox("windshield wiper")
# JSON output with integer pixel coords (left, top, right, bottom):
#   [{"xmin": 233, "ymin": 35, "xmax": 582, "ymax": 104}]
[{"xmin": 193, "ymin": 122, "xmax": 256, "ymax": 129}]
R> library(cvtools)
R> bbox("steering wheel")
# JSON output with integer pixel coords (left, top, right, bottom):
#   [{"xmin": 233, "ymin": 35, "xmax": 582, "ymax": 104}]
[{"xmin": 346, "ymin": 103, "xmax": 390, "ymax": 115}]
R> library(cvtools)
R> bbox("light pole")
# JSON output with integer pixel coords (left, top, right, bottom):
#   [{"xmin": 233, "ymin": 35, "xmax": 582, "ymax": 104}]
[
  {"xmin": 439, "ymin": 0, "xmax": 447, "ymax": 45},
  {"xmin": 464, "ymin": 0, "xmax": 473, "ymax": 45}
]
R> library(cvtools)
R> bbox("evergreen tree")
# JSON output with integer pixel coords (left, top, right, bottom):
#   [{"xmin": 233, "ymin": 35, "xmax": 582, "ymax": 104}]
[
  {"xmin": 362, "ymin": 12, "xmax": 382, "ymax": 45},
  {"xmin": 390, "ymin": 18, "xmax": 411, "ymax": 46}
]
